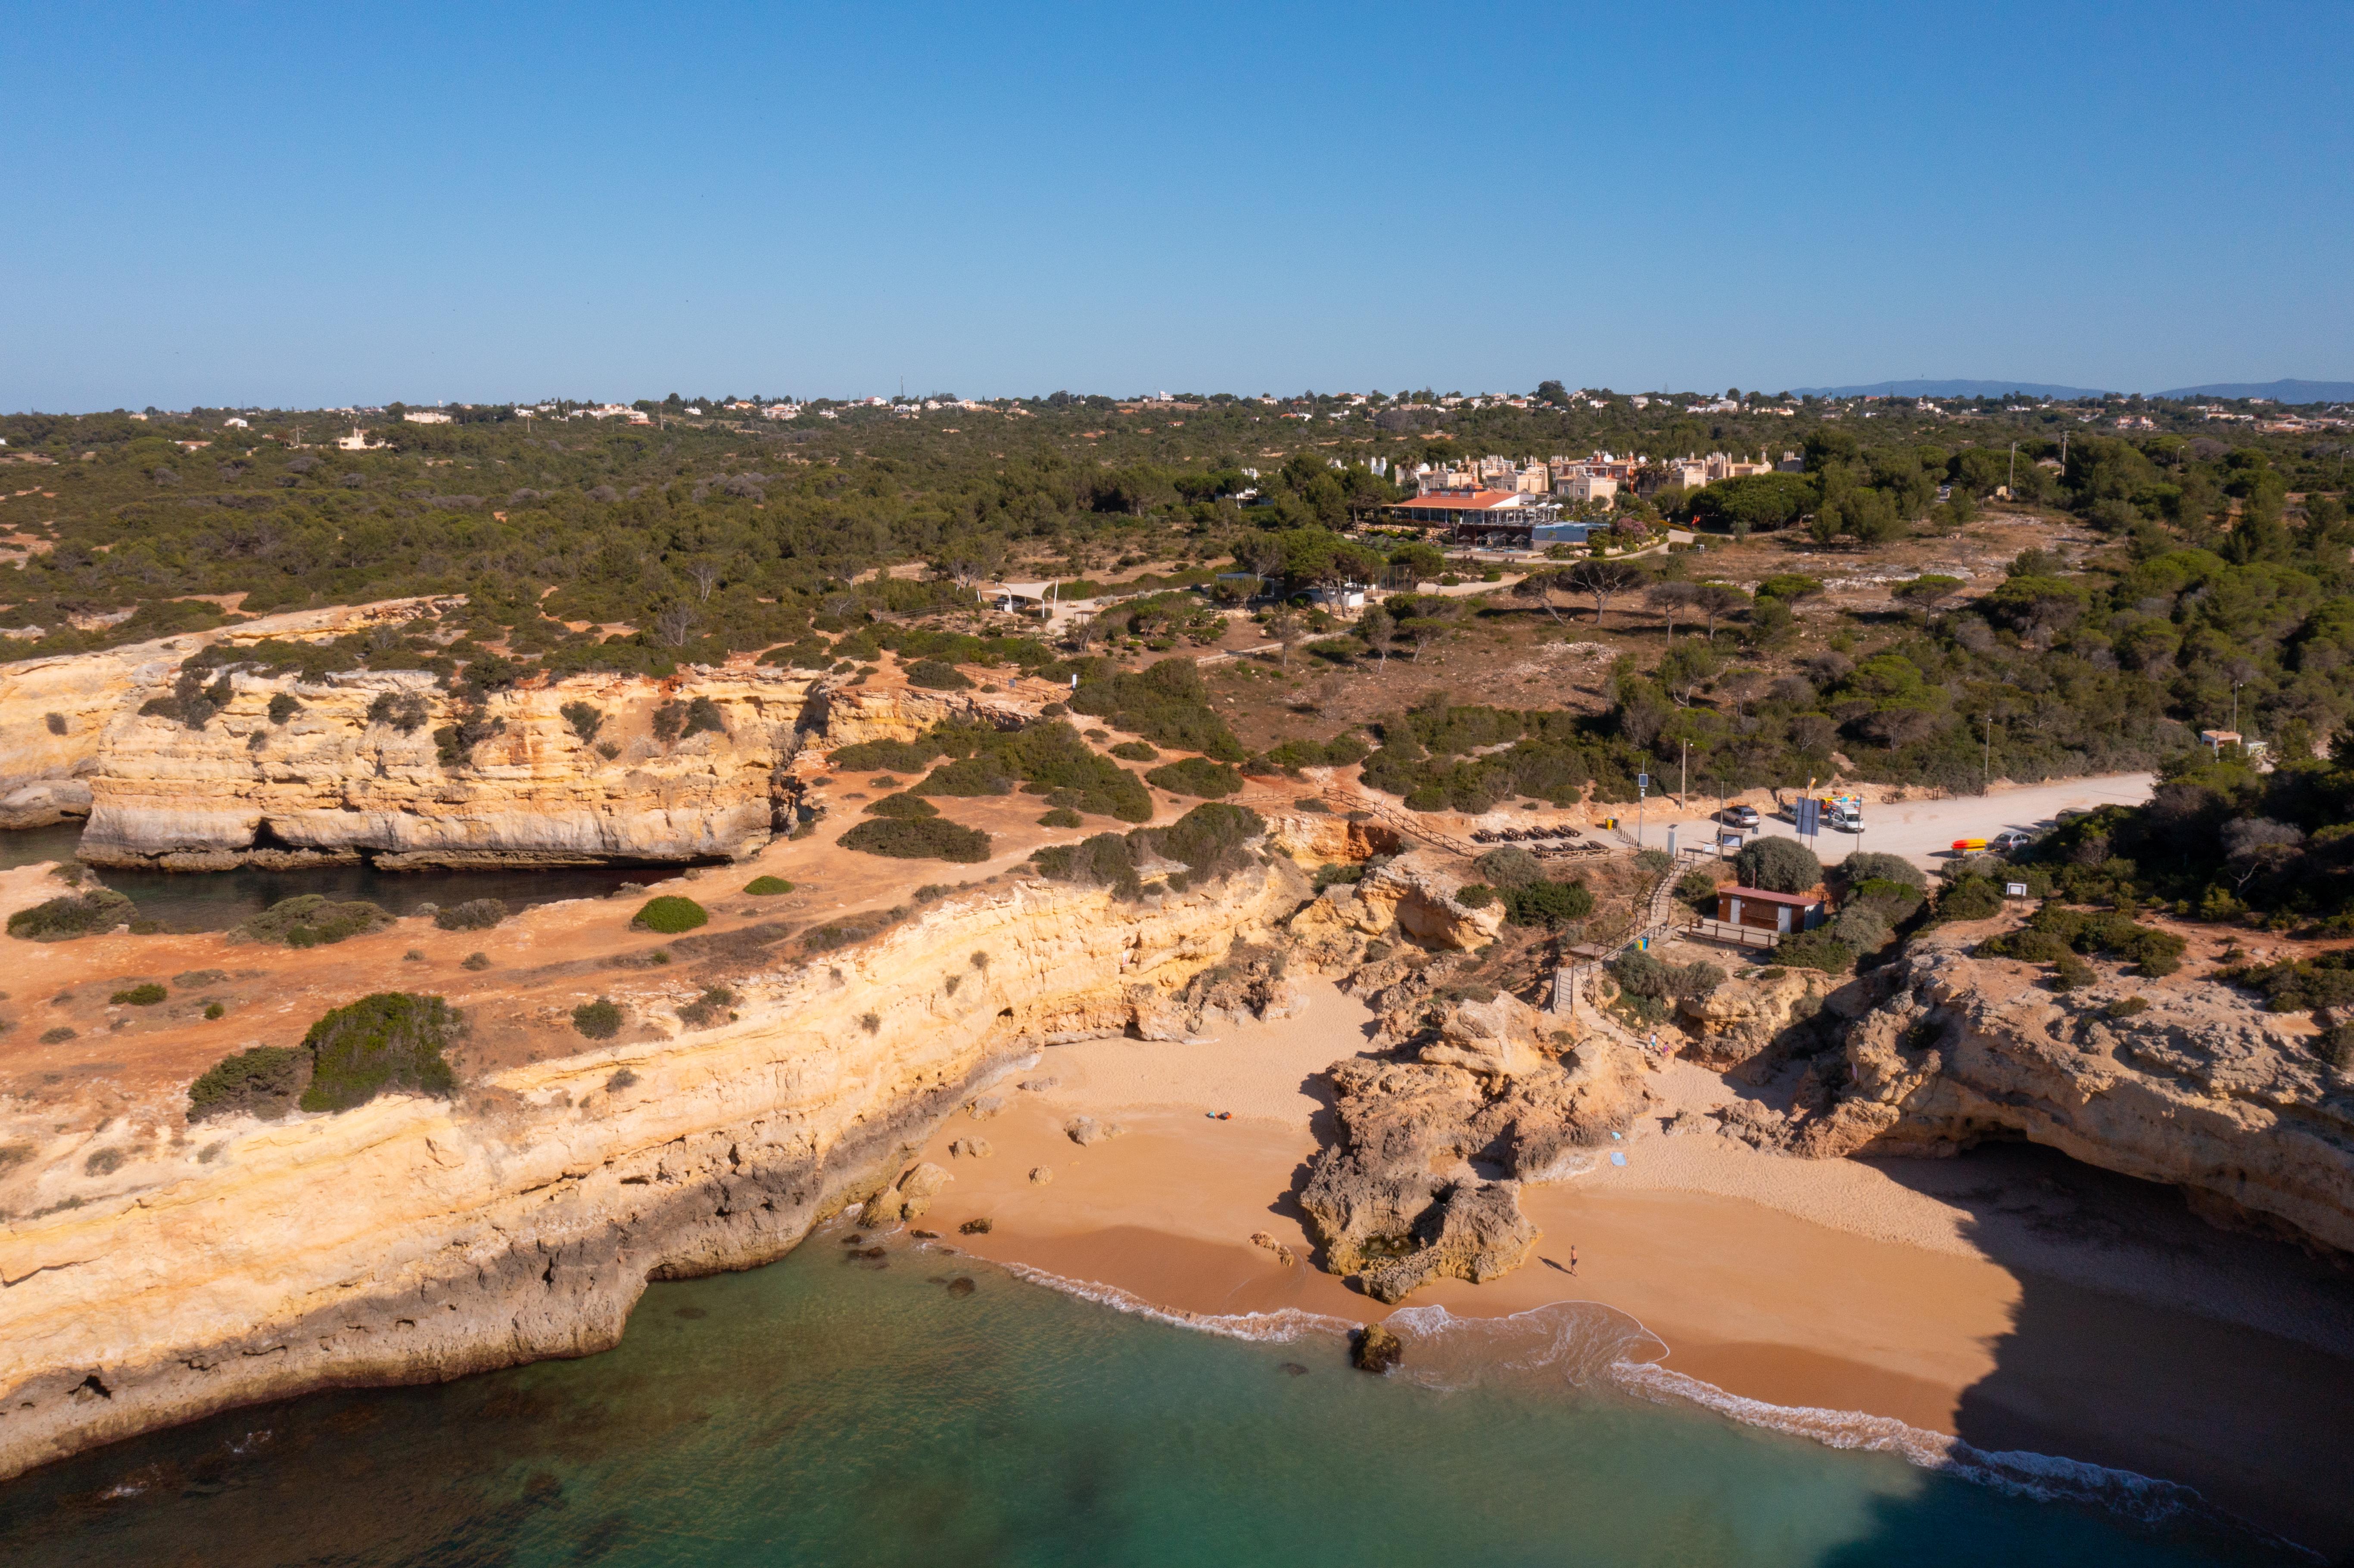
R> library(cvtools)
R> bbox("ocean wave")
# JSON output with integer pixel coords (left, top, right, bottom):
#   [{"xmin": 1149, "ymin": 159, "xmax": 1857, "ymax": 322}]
[
  {"xmin": 982, "ymin": 1260, "xmax": 2309, "ymax": 1556},
  {"xmin": 996, "ymin": 1261, "xmax": 1358, "ymax": 1345}
]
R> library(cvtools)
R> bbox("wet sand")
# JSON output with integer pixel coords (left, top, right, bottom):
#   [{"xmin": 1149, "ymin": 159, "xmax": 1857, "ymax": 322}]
[{"xmin": 912, "ymin": 978, "xmax": 2354, "ymax": 1555}]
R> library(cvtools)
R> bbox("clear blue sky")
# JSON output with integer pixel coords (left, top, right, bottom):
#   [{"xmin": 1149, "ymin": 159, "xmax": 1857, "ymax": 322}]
[{"xmin": 4, "ymin": 2, "xmax": 2348, "ymax": 410}]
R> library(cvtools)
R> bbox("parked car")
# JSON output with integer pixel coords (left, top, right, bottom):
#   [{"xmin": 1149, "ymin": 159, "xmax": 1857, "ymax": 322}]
[
  {"xmin": 1720, "ymin": 804, "xmax": 1761, "ymax": 829},
  {"xmin": 1989, "ymin": 830, "xmax": 2036, "ymax": 855}
]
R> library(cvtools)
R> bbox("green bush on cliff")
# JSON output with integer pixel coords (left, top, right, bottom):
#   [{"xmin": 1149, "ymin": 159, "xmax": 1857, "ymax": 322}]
[
  {"xmin": 433, "ymin": 898, "xmax": 508, "ymax": 932},
  {"xmin": 1145, "ymin": 756, "xmax": 1242, "ymax": 799},
  {"xmin": 1501, "ymin": 878, "xmax": 1594, "ymax": 927},
  {"xmin": 863, "ymin": 792, "xmax": 939, "ymax": 818},
  {"xmin": 1029, "ymin": 802, "xmax": 1268, "ymax": 899},
  {"xmin": 2217, "ymin": 949, "xmax": 2354, "ymax": 1014},
  {"xmin": 571, "ymin": 998, "xmax": 624, "ymax": 1039},
  {"xmin": 903, "ymin": 658, "xmax": 971, "ymax": 690},
  {"xmin": 830, "ymin": 737, "xmax": 943, "ymax": 773},
  {"xmin": 8, "ymin": 889, "xmax": 136, "ymax": 942},
  {"xmin": 110, "ymin": 983, "xmax": 168, "ymax": 1006},
  {"xmin": 237, "ymin": 895, "xmax": 395, "ymax": 949},
  {"xmin": 840, "ymin": 818, "xmax": 993, "ymax": 863},
  {"xmin": 188, "ymin": 1045, "xmax": 309, "ymax": 1122},
  {"xmin": 294, "ymin": 992, "xmax": 461, "ymax": 1113},
  {"xmin": 744, "ymin": 875, "xmax": 794, "ymax": 896},
  {"xmin": 631, "ymin": 896, "xmax": 710, "ymax": 934}
]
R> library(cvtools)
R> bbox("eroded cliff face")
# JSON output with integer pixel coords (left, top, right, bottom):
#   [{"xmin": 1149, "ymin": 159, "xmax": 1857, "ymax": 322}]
[
  {"xmin": 0, "ymin": 600, "xmax": 446, "ymax": 828},
  {"xmin": 1799, "ymin": 928, "xmax": 2354, "ymax": 1254},
  {"xmin": 0, "ymin": 864, "xmax": 1308, "ymax": 1481},
  {"xmin": 79, "ymin": 666, "xmax": 816, "ymax": 870}
]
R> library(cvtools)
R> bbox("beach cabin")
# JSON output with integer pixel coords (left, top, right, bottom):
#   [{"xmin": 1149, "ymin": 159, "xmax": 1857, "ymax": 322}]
[
  {"xmin": 1715, "ymin": 885, "xmax": 1828, "ymax": 935},
  {"xmin": 1687, "ymin": 884, "xmax": 1830, "ymax": 950}
]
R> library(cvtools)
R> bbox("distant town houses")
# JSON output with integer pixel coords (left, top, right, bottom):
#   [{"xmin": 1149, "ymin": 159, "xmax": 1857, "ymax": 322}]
[{"xmin": 401, "ymin": 409, "xmax": 451, "ymax": 424}]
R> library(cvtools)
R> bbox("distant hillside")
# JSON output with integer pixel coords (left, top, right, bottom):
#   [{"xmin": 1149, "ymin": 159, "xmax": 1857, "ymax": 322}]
[
  {"xmin": 1790, "ymin": 379, "xmax": 2114, "ymax": 400},
  {"xmin": 2154, "ymin": 379, "xmax": 2354, "ymax": 404}
]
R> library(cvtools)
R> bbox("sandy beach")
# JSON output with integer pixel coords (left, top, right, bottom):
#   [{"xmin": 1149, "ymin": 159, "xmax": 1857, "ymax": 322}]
[{"xmin": 909, "ymin": 979, "xmax": 2354, "ymax": 1555}]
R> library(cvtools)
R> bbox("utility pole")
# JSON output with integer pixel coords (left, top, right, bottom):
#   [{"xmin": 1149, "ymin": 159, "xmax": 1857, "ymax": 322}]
[
  {"xmin": 1983, "ymin": 713, "xmax": 1994, "ymax": 791},
  {"xmin": 2007, "ymin": 440, "xmax": 2018, "ymax": 492},
  {"xmin": 1680, "ymin": 739, "xmax": 1688, "ymax": 807}
]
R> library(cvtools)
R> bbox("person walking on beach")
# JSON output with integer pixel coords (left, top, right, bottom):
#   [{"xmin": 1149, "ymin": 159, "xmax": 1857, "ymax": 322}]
[{"xmin": 1569, "ymin": 1245, "xmax": 1579, "ymax": 1276}]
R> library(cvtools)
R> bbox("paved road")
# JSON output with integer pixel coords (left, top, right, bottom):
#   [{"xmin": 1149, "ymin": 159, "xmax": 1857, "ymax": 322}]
[{"xmin": 1642, "ymin": 772, "xmax": 2155, "ymax": 873}]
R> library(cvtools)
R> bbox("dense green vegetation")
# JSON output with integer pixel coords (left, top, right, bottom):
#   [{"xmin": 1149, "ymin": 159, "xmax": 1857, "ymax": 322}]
[
  {"xmin": 840, "ymin": 817, "xmax": 993, "ymax": 862},
  {"xmin": 295, "ymin": 992, "xmax": 461, "ymax": 1112},
  {"xmin": 897, "ymin": 719, "xmax": 1153, "ymax": 822},
  {"xmin": 632, "ymin": 896, "xmax": 709, "ymax": 934},
  {"xmin": 236, "ymin": 895, "xmax": 395, "ymax": 948},
  {"xmin": 571, "ymin": 998, "xmax": 624, "ymax": 1039},
  {"xmin": 743, "ymin": 875, "xmax": 794, "ymax": 895},
  {"xmin": 432, "ymin": 898, "xmax": 507, "ymax": 931},
  {"xmin": 7, "ymin": 889, "xmax": 134, "ymax": 941},
  {"xmin": 187, "ymin": 1045, "xmax": 308, "ymax": 1122},
  {"xmin": 1030, "ymin": 802, "xmax": 1267, "ymax": 899}
]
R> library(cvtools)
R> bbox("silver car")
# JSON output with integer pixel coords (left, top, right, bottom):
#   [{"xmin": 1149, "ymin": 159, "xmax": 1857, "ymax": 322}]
[{"xmin": 1721, "ymin": 804, "xmax": 1761, "ymax": 829}]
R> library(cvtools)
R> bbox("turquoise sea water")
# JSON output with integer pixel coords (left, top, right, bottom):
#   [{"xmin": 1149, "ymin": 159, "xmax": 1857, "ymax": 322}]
[{"xmin": 0, "ymin": 1241, "xmax": 2290, "ymax": 1567}]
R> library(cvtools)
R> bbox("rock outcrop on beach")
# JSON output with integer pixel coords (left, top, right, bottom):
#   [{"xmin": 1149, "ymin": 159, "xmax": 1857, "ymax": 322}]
[
  {"xmin": 1675, "ymin": 965, "xmax": 1834, "ymax": 1070},
  {"xmin": 1300, "ymin": 992, "xmax": 1654, "ymax": 1301},
  {"xmin": 1799, "ymin": 927, "xmax": 2354, "ymax": 1254},
  {"xmin": 0, "ymin": 861, "xmax": 1312, "ymax": 1482},
  {"xmin": 1286, "ymin": 851, "xmax": 1505, "ymax": 964}
]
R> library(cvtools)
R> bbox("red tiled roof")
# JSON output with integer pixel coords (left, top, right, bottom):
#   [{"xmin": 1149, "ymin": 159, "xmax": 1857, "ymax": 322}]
[{"xmin": 1390, "ymin": 490, "xmax": 1522, "ymax": 510}]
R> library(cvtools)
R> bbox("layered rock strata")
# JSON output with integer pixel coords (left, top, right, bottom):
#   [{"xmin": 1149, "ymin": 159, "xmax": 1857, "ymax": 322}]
[
  {"xmin": 78, "ymin": 666, "xmax": 816, "ymax": 870},
  {"xmin": 0, "ymin": 864, "xmax": 1309, "ymax": 1481},
  {"xmin": 0, "ymin": 599, "xmax": 450, "ymax": 828},
  {"xmin": 1799, "ymin": 928, "xmax": 2354, "ymax": 1254}
]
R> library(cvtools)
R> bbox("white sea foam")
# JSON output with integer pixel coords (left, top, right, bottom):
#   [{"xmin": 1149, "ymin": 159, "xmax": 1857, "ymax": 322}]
[
  {"xmin": 997, "ymin": 1261, "xmax": 1356, "ymax": 1344},
  {"xmin": 987, "ymin": 1263, "xmax": 2314, "ymax": 1555}
]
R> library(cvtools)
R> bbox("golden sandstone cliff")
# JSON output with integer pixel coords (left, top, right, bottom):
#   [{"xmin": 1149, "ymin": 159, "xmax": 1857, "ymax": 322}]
[
  {"xmin": 1797, "ymin": 927, "xmax": 2354, "ymax": 1253},
  {"xmin": 0, "ymin": 864, "xmax": 1308, "ymax": 1482},
  {"xmin": 0, "ymin": 598, "xmax": 1036, "ymax": 868}
]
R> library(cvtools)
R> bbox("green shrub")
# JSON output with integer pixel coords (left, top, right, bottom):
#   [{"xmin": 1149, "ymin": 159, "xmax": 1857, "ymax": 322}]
[
  {"xmin": 110, "ymin": 983, "xmax": 167, "ymax": 1006},
  {"xmin": 1676, "ymin": 869, "xmax": 1722, "ymax": 904},
  {"xmin": 1734, "ymin": 837, "xmax": 1821, "ymax": 893},
  {"xmin": 677, "ymin": 986, "xmax": 737, "ymax": 1029},
  {"xmin": 682, "ymin": 695, "xmax": 726, "ymax": 737},
  {"xmin": 830, "ymin": 737, "xmax": 943, "ymax": 772},
  {"xmin": 2105, "ymin": 996, "xmax": 2151, "ymax": 1018},
  {"xmin": 39, "ymin": 1025, "xmax": 75, "ymax": 1044},
  {"xmin": 238, "ymin": 895, "xmax": 394, "ymax": 949},
  {"xmin": 744, "ymin": 875, "xmax": 795, "ymax": 896},
  {"xmin": 1038, "ymin": 808, "xmax": 1084, "ymax": 828},
  {"xmin": 1837, "ymin": 851, "xmax": 1924, "ymax": 890},
  {"xmin": 1404, "ymin": 784, "xmax": 1448, "ymax": 812},
  {"xmin": 1502, "ymin": 879, "xmax": 1595, "ymax": 926},
  {"xmin": 8, "ymin": 889, "xmax": 135, "ymax": 942},
  {"xmin": 572, "ymin": 998, "xmax": 624, "ymax": 1039},
  {"xmin": 1983, "ymin": 905, "xmax": 2187, "ymax": 979},
  {"xmin": 863, "ymin": 792, "xmax": 940, "ymax": 818},
  {"xmin": 1146, "ymin": 757, "xmax": 1242, "ymax": 798},
  {"xmin": 1935, "ymin": 875, "xmax": 2007, "ymax": 922},
  {"xmin": 1475, "ymin": 847, "xmax": 1542, "ymax": 886},
  {"xmin": 1611, "ymin": 949, "xmax": 1728, "ymax": 1001},
  {"xmin": 298, "ymin": 992, "xmax": 461, "ymax": 1112},
  {"xmin": 2050, "ymin": 954, "xmax": 2094, "ymax": 991},
  {"xmin": 267, "ymin": 692, "xmax": 302, "ymax": 725},
  {"xmin": 188, "ymin": 1045, "xmax": 308, "ymax": 1122},
  {"xmin": 85, "ymin": 1147, "xmax": 125, "ymax": 1176},
  {"xmin": 461, "ymin": 951, "xmax": 491, "ymax": 970},
  {"xmin": 1031, "ymin": 803, "xmax": 1267, "ymax": 896},
  {"xmin": 367, "ymin": 691, "xmax": 431, "ymax": 733},
  {"xmin": 433, "ymin": 898, "xmax": 508, "ymax": 932},
  {"xmin": 1775, "ymin": 928, "xmax": 1854, "ymax": 974},
  {"xmin": 1457, "ymin": 884, "xmax": 1498, "ymax": 908},
  {"xmin": 1108, "ymin": 740, "xmax": 1158, "ymax": 762},
  {"xmin": 904, "ymin": 659, "xmax": 971, "ymax": 690},
  {"xmin": 205, "ymin": 1002, "xmax": 226, "ymax": 1020},
  {"xmin": 841, "ymin": 818, "xmax": 993, "ymax": 862},
  {"xmin": 174, "ymin": 968, "xmax": 227, "ymax": 987},
  {"xmin": 1633, "ymin": 848, "xmax": 1672, "ymax": 875},
  {"xmin": 560, "ymin": 700, "xmax": 605, "ymax": 743},
  {"xmin": 2219, "ymin": 950, "xmax": 2354, "ymax": 1014},
  {"xmin": 2315, "ymin": 1024, "xmax": 2354, "ymax": 1071},
  {"xmin": 1066, "ymin": 659, "xmax": 1246, "ymax": 760},
  {"xmin": 632, "ymin": 896, "xmax": 710, "ymax": 934}
]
